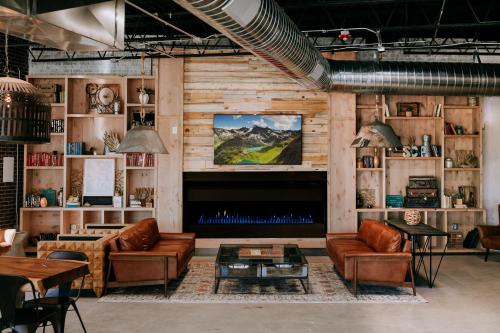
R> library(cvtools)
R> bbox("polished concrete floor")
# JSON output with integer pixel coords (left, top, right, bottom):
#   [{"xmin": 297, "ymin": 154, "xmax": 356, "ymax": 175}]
[{"xmin": 63, "ymin": 255, "xmax": 500, "ymax": 333}]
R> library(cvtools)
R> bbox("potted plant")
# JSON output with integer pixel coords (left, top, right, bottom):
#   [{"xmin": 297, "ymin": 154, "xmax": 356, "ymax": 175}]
[{"xmin": 136, "ymin": 87, "xmax": 154, "ymax": 105}]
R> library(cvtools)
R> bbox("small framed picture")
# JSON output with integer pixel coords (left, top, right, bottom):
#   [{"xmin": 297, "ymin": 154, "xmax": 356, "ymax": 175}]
[
  {"xmin": 451, "ymin": 223, "xmax": 460, "ymax": 231},
  {"xmin": 397, "ymin": 102, "xmax": 420, "ymax": 117}
]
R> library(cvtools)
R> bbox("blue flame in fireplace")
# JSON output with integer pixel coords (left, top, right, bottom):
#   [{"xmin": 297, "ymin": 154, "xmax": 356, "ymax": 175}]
[{"xmin": 197, "ymin": 212, "xmax": 314, "ymax": 225}]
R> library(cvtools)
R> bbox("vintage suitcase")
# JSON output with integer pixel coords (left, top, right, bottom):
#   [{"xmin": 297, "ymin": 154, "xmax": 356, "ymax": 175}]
[
  {"xmin": 408, "ymin": 176, "xmax": 438, "ymax": 189},
  {"xmin": 406, "ymin": 187, "xmax": 439, "ymax": 198},
  {"xmin": 405, "ymin": 196, "xmax": 440, "ymax": 208}
]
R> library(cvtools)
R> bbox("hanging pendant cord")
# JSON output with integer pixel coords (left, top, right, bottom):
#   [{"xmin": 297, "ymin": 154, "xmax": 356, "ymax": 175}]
[
  {"xmin": 140, "ymin": 52, "xmax": 146, "ymax": 125},
  {"xmin": 3, "ymin": 31, "xmax": 9, "ymax": 76}
]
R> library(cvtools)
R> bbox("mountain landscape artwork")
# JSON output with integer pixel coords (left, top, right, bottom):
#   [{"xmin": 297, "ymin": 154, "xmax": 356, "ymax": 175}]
[{"xmin": 214, "ymin": 114, "xmax": 302, "ymax": 165}]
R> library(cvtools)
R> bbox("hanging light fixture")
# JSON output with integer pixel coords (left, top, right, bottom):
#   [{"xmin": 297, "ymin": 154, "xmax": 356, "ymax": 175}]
[
  {"xmin": 116, "ymin": 53, "xmax": 168, "ymax": 154},
  {"xmin": 0, "ymin": 33, "xmax": 51, "ymax": 144}
]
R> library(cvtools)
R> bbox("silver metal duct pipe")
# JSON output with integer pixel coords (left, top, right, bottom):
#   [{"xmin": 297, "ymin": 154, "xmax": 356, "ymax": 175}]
[
  {"xmin": 330, "ymin": 60, "xmax": 500, "ymax": 95},
  {"xmin": 173, "ymin": 0, "xmax": 332, "ymax": 91},
  {"xmin": 174, "ymin": 0, "xmax": 500, "ymax": 96},
  {"xmin": 0, "ymin": 0, "xmax": 124, "ymax": 51}
]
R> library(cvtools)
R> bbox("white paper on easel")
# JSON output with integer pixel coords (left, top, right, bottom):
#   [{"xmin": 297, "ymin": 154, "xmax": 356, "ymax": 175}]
[{"xmin": 83, "ymin": 159, "xmax": 115, "ymax": 196}]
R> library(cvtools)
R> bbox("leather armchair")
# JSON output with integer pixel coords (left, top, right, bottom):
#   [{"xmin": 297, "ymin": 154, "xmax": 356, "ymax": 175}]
[
  {"xmin": 326, "ymin": 219, "xmax": 415, "ymax": 296},
  {"xmin": 0, "ymin": 229, "xmax": 16, "ymax": 256},
  {"xmin": 106, "ymin": 218, "xmax": 195, "ymax": 297},
  {"xmin": 478, "ymin": 226, "xmax": 500, "ymax": 262}
]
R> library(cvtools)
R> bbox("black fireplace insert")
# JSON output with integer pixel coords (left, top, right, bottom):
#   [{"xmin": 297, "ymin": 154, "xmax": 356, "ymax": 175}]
[{"xmin": 183, "ymin": 172, "xmax": 327, "ymax": 238}]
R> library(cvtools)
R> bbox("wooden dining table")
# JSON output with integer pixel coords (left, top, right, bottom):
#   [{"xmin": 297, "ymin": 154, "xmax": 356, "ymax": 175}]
[{"xmin": 0, "ymin": 256, "xmax": 90, "ymax": 294}]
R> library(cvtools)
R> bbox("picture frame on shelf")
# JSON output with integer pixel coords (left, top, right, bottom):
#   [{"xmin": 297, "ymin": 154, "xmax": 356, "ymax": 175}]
[{"xmin": 397, "ymin": 102, "xmax": 419, "ymax": 117}]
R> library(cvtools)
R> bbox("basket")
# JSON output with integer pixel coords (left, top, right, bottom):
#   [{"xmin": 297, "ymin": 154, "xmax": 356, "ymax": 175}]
[{"xmin": 404, "ymin": 210, "xmax": 421, "ymax": 225}]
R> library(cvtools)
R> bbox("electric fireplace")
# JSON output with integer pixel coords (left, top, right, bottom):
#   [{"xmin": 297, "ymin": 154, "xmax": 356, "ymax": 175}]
[{"xmin": 183, "ymin": 172, "xmax": 327, "ymax": 238}]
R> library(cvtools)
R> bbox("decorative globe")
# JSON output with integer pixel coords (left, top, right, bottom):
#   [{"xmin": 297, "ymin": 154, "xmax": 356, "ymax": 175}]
[{"xmin": 404, "ymin": 210, "xmax": 421, "ymax": 225}]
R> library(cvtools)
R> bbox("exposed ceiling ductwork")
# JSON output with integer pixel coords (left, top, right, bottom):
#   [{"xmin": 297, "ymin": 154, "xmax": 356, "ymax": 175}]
[
  {"xmin": 173, "ymin": 0, "xmax": 500, "ymax": 95},
  {"xmin": 0, "ymin": 0, "xmax": 124, "ymax": 51}
]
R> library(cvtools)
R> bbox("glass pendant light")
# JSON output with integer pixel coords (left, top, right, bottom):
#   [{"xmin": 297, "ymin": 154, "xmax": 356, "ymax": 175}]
[
  {"xmin": 116, "ymin": 52, "xmax": 168, "ymax": 154},
  {"xmin": 0, "ymin": 33, "xmax": 51, "ymax": 143}
]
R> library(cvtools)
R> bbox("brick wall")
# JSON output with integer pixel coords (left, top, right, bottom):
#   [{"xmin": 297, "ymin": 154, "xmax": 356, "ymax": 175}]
[
  {"xmin": 0, "ymin": 34, "xmax": 28, "ymax": 229},
  {"xmin": 29, "ymin": 51, "xmax": 156, "ymax": 76},
  {"xmin": 0, "ymin": 145, "xmax": 24, "ymax": 229}
]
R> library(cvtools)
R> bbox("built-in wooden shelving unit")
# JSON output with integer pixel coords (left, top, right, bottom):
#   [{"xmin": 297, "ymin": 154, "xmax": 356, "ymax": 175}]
[
  {"xmin": 21, "ymin": 75, "xmax": 159, "ymax": 252},
  {"xmin": 355, "ymin": 94, "xmax": 485, "ymax": 252}
]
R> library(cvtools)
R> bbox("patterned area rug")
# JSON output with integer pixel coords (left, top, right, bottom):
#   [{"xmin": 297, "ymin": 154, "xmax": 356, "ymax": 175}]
[{"xmin": 99, "ymin": 262, "xmax": 426, "ymax": 304}]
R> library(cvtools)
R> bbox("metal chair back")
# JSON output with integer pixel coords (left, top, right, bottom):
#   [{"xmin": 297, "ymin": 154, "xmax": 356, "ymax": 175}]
[
  {"xmin": 47, "ymin": 251, "xmax": 88, "ymax": 298},
  {"xmin": 0, "ymin": 274, "xmax": 38, "ymax": 326}
]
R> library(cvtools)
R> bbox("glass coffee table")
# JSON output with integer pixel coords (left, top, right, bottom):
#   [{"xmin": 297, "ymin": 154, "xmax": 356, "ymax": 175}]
[{"xmin": 214, "ymin": 244, "xmax": 309, "ymax": 294}]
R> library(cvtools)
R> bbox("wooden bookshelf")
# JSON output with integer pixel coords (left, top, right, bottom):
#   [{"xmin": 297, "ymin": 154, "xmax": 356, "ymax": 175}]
[
  {"xmin": 355, "ymin": 94, "xmax": 485, "ymax": 252},
  {"xmin": 21, "ymin": 75, "xmax": 159, "ymax": 247}
]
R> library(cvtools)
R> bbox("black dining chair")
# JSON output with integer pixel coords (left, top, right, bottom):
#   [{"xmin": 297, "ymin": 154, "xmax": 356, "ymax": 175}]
[
  {"xmin": 24, "ymin": 250, "xmax": 88, "ymax": 333},
  {"xmin": 0, "ymin": 274, "xmax": 60, "ymax": 333}
]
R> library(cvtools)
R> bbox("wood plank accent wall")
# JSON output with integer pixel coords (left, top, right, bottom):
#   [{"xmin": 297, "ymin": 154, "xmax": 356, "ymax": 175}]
[
  {"xmin": 157, "ymin": 59, "xmax": 184, "ymax": 232},
  {"xmin": 182, "ymin": 56, "xmax": 330, "ymax": 172}
]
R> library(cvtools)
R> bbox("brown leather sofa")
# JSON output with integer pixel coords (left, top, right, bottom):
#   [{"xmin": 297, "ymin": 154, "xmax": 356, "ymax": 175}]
[
  {"xmin": 106, "ymin": 218, "xmax": 195, "ymax": 297},
  {"xmin": 478, "ymin": 205, "xmax": 500, "ymax": 261},
  {"xmin": 326, "ymin": 219, "xmax": 415, "ymax": 296}
]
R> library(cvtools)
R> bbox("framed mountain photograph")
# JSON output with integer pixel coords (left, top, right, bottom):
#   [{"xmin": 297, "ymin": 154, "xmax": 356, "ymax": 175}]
[{"xmin": 213, "ymin": 114, "xmax": 302, "ymax": 165}]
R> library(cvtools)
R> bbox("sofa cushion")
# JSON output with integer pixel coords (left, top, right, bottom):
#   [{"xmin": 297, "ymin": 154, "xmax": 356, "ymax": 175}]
[
  {"xmin": 119, "ymin": 218, "xmax": 160, "ymax": 251},
  {"xmin": 358, "ymin": 219, "xmax": 401, "ymax": 253},
  {"xmin": 149, "ymin": 239, "xmax": 193, "ymax": 266},
  {"xmin": 327, "ymin": 239, "xmax": 373, "ymax": 276}
]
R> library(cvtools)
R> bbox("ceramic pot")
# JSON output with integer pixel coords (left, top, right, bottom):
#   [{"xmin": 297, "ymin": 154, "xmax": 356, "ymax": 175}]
[{"xmin": 139, "ymin": 93, "xmax": 150, "ymax": 105}]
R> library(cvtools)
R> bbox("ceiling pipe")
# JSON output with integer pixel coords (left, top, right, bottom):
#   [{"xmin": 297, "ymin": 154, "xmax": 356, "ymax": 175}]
[{"xmin": 173, "ymin": 0, "xmax": 500, "ymax": 95}]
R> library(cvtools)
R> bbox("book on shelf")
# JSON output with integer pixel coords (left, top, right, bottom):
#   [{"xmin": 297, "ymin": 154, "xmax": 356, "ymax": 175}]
[
  {"xmin": 433, "ymin": 104, "xmax": 442, "ymax": 117},
  {"xmin": 445, "ymin": 122, "xmax": 457, "ymax": 135},
  {"xmin": 66, "ymin": 142, "xmax": 85, "ymax": 155},
  {"xmin": 126, "ymin": 153, "xmax": 154, "ymax": 167}
]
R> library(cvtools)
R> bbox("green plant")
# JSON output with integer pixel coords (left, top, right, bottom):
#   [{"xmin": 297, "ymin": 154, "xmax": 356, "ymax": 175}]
[{"xmin": 136, "ymin": 87, "xmax": 154, "ymax": 95}]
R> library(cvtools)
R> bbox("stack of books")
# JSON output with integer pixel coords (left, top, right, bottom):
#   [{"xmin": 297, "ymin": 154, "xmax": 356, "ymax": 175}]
[
  {"xmin": 126, "ymin": 153, "xmax": 154, "ymax": 167},
  {"xmin": 67, "ymin": 142, "xmax": 85, "ymax": 155}
]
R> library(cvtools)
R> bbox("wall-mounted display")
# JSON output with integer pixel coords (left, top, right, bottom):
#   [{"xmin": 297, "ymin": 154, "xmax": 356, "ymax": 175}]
[{"xmin": 213, "ymin": 114, "xmax": 302, "ymax": 165}]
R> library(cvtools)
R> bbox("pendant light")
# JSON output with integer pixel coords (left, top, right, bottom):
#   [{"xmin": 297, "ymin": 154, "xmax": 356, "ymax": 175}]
[
  {"xmin": 0, "ymin": 33, "xmax": 51, "ymax": 144},
  {"xmin": 116, "ymin": 53, "xmax": 168, "ymax": 154}
]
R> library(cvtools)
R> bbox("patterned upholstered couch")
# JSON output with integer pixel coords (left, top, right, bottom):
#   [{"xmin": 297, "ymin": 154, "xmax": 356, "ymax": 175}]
[{"xmin": 37, "ymin": 225, "xmax": 131, "ymax": 297}]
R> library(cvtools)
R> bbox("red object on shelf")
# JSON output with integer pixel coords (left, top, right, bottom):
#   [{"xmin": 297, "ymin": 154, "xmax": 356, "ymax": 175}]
[
  {"xmin": 126, "ymin": 153, "xmax": 154, "ymax": 167},
  {"xmin": 27, "ymin": 152, "xmax": 64, "ymax": 167}
]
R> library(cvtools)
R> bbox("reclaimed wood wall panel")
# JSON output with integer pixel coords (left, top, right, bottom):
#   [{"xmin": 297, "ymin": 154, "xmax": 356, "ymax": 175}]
[
  {"xmin": 183, "ymin": 56, "xmax": 330, "ymax": 172},
  {"xmin": 157, "ymin": 59, "xmax": 184, "ymax": 232}
]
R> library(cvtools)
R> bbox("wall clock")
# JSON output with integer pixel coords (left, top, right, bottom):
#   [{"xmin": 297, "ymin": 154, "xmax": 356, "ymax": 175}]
[{"xmin": 96, "ymin": 86, "xmax": 116, "ymax": 114}]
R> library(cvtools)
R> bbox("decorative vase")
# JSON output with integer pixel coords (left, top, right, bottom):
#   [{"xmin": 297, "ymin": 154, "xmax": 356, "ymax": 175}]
[
  {"xmin": 139, "ymin": 92, "xmax": 150, "ymax": 105},
  {"xmin": 373, "ymin": 148, "xmax": 380, "ymax": 168},
  {"xmin": 404, "ymin": 210, "xmax": 421, "ymax": 225}
]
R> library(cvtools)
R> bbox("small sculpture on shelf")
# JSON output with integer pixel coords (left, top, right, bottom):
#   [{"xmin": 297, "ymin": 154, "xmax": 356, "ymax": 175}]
[
  {"xmin": 67, "ymin": 171, "xmax": 83, "ymax": 207},
  {"xmin": 103, "ymin": 131, "xmax": 120, "ymax": 154}
]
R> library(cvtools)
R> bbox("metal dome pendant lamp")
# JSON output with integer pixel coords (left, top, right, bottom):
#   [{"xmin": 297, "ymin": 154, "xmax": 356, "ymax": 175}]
[
  {"xmin": 0, "ymin": 33, "xmax": 51, "ymax": 144},
  {"xmin": 116, "ymin": 53, "xmax": 168, "ymax": 154}
]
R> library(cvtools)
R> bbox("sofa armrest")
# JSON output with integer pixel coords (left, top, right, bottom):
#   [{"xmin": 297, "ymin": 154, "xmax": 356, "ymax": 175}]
[
  {"xmin": 478, "ymin": 225, "xmax": 500, "ymax": 239},
  {"xmin": 159, "ymin": 232, "xmax": 195, "ymax": 241},
  {"xmin": 326, "ymin": 233, "xmax": 358, "ymax": 240}
]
